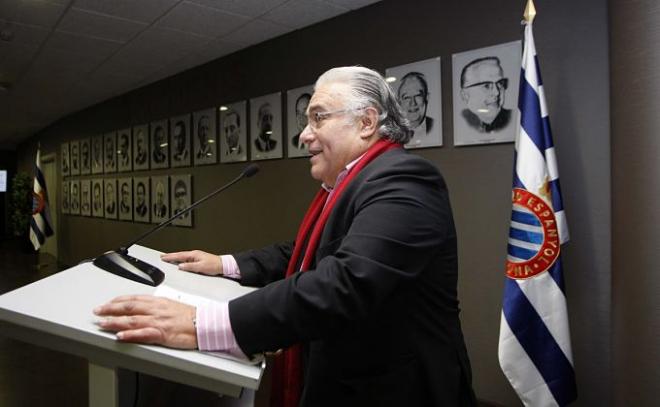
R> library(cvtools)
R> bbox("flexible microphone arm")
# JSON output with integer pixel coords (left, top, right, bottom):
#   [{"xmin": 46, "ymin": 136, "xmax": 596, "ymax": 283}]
[{"xmin": 117, "ymin": 164, "xmax": 259, "ymax": 254}]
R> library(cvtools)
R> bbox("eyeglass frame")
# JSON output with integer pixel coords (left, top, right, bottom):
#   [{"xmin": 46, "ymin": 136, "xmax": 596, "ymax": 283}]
[
  {"xmin": 462, "ymin": 78, "xmax": 509, "ymax": 92},
  {"xmin": 306, "ymin": 106, "xmax": 368, "ymax": 130}
]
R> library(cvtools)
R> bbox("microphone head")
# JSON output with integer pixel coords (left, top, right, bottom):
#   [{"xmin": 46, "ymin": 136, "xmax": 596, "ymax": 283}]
[{"xmin": 242, "ymin": 164, "xmax": 260, "ymax": 178}]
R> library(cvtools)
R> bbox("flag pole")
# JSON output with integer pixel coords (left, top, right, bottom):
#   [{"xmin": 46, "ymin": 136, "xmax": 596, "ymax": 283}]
[{"xmin": 523, "ymin": 0, "xmax": 536, "ymax": 24}]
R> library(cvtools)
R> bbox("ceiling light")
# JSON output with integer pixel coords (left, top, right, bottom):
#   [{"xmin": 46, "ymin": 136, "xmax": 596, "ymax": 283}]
[{"xmin": 219, "ymin": 106, "xmax": 228, "ymax": 111}]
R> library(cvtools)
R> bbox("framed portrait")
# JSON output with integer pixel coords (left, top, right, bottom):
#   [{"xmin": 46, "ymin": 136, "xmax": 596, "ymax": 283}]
[
  {"xmin": 452, "ymin": 41, "xmax": 521, "ymax": 146},
  {"xmin": 132, "ymin": 124, "xmax": 149, "ymax": 171},
  {"xmin": 92, "ymin": 179, "xmax": 104, "ymax": 218},
  {"xmin": 117, "ymin": 128, "xmax": 132, "ymax": 172},
  {"xmin": 286, "ymin": 85, "xmax": 313, "ymax": 158},
  {"xmin": 80, "ymin": 179, "xmax": 91, "ymax": 216},
  {"xmin": 219, "ymin": 101, "xmax": 247, "ymax": 163},
  {"xmin": 103, "ymin": 132, "xmax": 117, "ymax": 173},
  {"xmin": 151, "ymin": 175, "xmax": 169, "ymax": 224},
  {"xmin": 70, "ymin": 140, "xmax": 80, "ymax": 175},
  {"xmin": 386, "ymin": 57, "xmax": 443, "ymax": 149},
  {"xmin": 193, "ymin": 108, "xmax": 217, "ymax": 166},
  {"xmin": 104, "ymin": 178, "xmax": 117, "ymax": 219},
  {"xmin": 170, "ymin": 114, "xmax": 191, "ymax": 168},
  {"xmin": 133, "ymin": 177, "xmax": 150, "ymax": 223},
  {"xmin": 250, "ymin": 92, "xmax": 283, "ymax": 161},
  {"xmin": 118, "ymin": 177, "xmax": 133, "ymax": 221},
  {"xmin": 150, "ymin": 119, "xmax": 169, "ymax": 169},
  {"xmin": 61, "ymin": 180, "xmax": 70, "ymax": 214},
  {"xmin": 61, "ymin": 142, "xmax": 70, "ymax": 176},
  {"xmin": 80, "ymin": 138, "xmax": 91, "ymax": 175},
  {"xmin": 170, "ymin": 174, "xmax": 192, "ymax": 227},
  {"xmin": 69, "ymin": 180, "xmax": 80, "ymax": 215},
  {"xmin": 91, "ymin": 135, "xmax": 104, "ymax": 174}
]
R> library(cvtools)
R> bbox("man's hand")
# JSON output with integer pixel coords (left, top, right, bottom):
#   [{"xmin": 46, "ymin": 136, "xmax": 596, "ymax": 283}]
[
  {"xmin": 161, "ymin": 250, "xmax": 223, "ymax": 276},
  {"xmin": 94, "ymin": 295, "xmax": 197, "ymax": 349}
]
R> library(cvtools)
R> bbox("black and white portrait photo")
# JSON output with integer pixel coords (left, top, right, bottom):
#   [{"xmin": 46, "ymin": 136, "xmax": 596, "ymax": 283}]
[
  {"xmin": 70, "ymin": 180, "xmax": 80, "ymax": 215},
  {"xmin": 80, "ymin": 138, "xmax": 91, "ymax": 175},
  {"xmin": 104, "ymin": 132, "xmax": 117, "ymax": 173},
  {"xmin": 171, "ymin": 114, "xmax": 191, "ymax": 168},
  {"xmin": 104, "ymin": 178, "xmax": 117, "ymax": 219},
  {"xmin": 61, "ymin": 143, "xmax": 70, "ymax": 176},
  {"xmin": 286, "ymin": 85, "xmax": 313, "ymax": 158},
  {"xmin": 133, "ymin": 124, "xmax": 149, "ymax": 171},
  {"xmin": 386, "ymin": 57, "xmax": 442, "ymax": 149},
  {"xmin": 92, "ymin": 135, "xmax": 103, "ymax": 174},
  {"xmin": 80, "ymin": 179, "xmax": 91, "ymax": 216},
  {"xmin": 250, "ymin": 92, "xmax": 283, "ymax": 161},
  {"xmin": 452, "ymin": 41, "xmax": 521, "ymax": 146},
  {"xmin": 150, "ymin": 120, "xmax": 169, "ymax": 169},
  {"xmin": 118, "ymin": 178, "xmax": 133, "ymax": 221},
  {"xmin": 117, "ymin": 128, "xmax": 132, "ymax": 172},
  {"xmin": 92, "ymin": 179, "xmax": 104, "ymax": 217},
  {"xmin": 193, "ymin": 109, "xmax": 217, "ymax": 166},
  {"xmin": 70, "ymin": 140, "xmax": 80, "ymax": 176},
  {"xmin": 170, "ymin": 174, "xmax": 192, "ymax": 227},
  {"xmin": 219, "ymin": 101, "xmax": 247, "ymax": 163},
  {"xmin": 151, "ymin": 175, "xmax": 169, "ymax": 224},
  {"xmin": 133, "ymin": 177, "xmax": 150, "ymax": 223},
  {"xmin": 61, "ymin": 180, "xmax": 70, "ymax": 214}
]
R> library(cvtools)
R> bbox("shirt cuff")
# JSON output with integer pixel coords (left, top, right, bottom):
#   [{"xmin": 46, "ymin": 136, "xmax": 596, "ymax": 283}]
[
  {"xmin": 196, "ymin": 301, "xmax": 248, "ymax": 360},
  {"xmin": 221, "ymin": 255, "xmax": 241, "ymax": 279}
]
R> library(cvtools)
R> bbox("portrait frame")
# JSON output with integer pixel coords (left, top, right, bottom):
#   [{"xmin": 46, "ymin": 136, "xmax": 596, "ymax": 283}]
[
  {"xmin": 80, "ymin": 138, "xmax": 91, "ymax": 175},
  {"xmin": 70, "ymin": 140, "xmax": 80, "ymax": 175},
  {"xmin": 170, "ymin": 114, "xmax": 192, "ymax": 168},
  {"xmin": 91, "ymin": 135, "xmax": 104, "ymax": 175},
  {"xmin": 69, "ymin": 179, "xmax": 80, "ymax": 215},
  {"xmin": 219, "ymin": 101, "xmax": 248, "ymax": 163},
  {"xmin": 133, "ymin": 176, "xmax": 150, "ymax": 223},
  {"xmin": 193, "ymin": 108, "xmax": 218, "ymax": 166},
  {"xmin": 61, "ymin": 180, "xmax": 70, "ymax": 214},
  {"xmin": 386, "ymin": 57, "xmax": 443, "ymax": 149},
  {"xmin": 170, "ymin": 174, "xmax": 193, "ymax": 228},
  {"xmin": 104, "ymin": 178, "xmax": 118, "ymax": 219},
  {"xmin": 80, "ymin": 179, "xmax": 91, "ymax": 216},
  {"xmin": 150, "ymin": 175, "xmax": 169, "ymax": 224},
  {"xmin": 150, "ymin": 119, "xmax": 169, "ymax": 169},
  {"xmin": 452, "ymin": 40, "xmax": 521, "ymax": 146},
  {"xmin": 132, "ymin": 124, "xmax": 150, "ymax": 171},
  {"xmin": 103, "ymin": 132, "xmax": 117, "ymax": 173},
  {"xmin": 250, "ymin": 92, "xmax": 283, "ymax": 161},
  {"xmin": 92, "ymin": 179, "xmax": 104, "ymax": 218},
  {"xmin": 61, "ymin": 142, "xmax": 70, "ymax": 177},
  {"xmin": 117, "ymin": 128, "xmax": 132, "ymax": 172},
  {"xmin": 286, "ymin": 85, "xmax": 313, "ymax": 158},
  {"xmin": 117, "ymin": 177, "xmax": 133, "ymax": 221}
]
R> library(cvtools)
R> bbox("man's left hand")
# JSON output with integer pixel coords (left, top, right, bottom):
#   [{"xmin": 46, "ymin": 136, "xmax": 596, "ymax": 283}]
[{"xmin": 94, "ymin": 295, "xmax": 197, "ymax": 349}]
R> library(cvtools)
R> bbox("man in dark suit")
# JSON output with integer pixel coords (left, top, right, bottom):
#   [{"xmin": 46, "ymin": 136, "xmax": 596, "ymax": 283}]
[{"xmin": 95, "ymin": 66, "xmax": 476, "ymax": 406}]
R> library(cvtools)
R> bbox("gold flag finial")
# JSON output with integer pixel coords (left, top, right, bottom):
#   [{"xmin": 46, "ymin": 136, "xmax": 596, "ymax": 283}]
[{"xmin": 524, "ymin": 0, "xmax": 537, "ymax": 24}]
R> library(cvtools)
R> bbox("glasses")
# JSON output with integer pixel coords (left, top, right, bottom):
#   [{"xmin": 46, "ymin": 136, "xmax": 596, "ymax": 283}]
[
  {"xmin": 463, "ymin": 78, "xmax": 508, "ymax": 92},
  {"xmin": 307, "ymin": 107, "xmax": 366, "ymax": 130}
]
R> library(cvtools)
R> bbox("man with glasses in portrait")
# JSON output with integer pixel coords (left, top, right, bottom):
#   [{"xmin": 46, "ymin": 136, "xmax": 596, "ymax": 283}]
[{"xmin": 459, "ymin": 56, "xmax": 511, "ymax": 133}]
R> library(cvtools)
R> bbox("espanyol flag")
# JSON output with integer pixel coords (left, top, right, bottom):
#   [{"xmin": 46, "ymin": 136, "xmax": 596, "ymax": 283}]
[
  {"xmin": 30, "ymin": 146, "xmax": 54, "ymax": 250},
  {"xmin": 498, "ymin": 19, "xmax": 578, "ymax": 407}
]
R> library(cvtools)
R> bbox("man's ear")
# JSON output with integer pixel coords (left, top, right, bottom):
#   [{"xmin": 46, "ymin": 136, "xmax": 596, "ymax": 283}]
[{"xmin": 359, "ymin": 107, "xmax": 379, "ymax": 139}]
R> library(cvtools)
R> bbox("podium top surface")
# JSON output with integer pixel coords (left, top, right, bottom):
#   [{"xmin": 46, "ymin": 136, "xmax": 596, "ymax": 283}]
[{"xmin": 0, "ymin": 245, "xmax": 264, "ymax": 390}]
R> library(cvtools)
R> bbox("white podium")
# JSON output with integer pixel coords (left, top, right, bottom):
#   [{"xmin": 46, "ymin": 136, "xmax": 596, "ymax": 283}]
[{"xmin": 0, "ymin": 245, "xmax": 265, "ymax": 407}]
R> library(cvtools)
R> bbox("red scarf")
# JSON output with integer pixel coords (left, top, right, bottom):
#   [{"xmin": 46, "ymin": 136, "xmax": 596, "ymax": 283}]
[{"xmin": 271, "ymin": 138, "xmax": 402, "ymax": 407}]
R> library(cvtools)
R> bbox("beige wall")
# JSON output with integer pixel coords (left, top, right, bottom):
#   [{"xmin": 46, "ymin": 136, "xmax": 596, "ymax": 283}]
[{"xmin": 17, "ymin": 0, "xmax": 615, "ymax": 405}]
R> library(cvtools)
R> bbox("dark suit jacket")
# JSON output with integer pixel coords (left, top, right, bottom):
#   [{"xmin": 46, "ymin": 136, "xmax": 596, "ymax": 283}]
[{"xmin": 230, "ymin": 148, "xmax": 475, "ymax": 406}]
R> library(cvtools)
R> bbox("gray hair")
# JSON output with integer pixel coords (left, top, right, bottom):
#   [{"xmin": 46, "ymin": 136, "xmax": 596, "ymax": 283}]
[{"xmin": 315, "ymin": 66, "xmax": 413, "ymax": 144}]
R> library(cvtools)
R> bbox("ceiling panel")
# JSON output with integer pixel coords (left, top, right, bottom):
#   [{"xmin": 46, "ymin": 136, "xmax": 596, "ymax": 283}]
[
  {"xmin": 324, "ymin": 0, "xmax": 381, "ymax": 11},
  {"xmin": 58, "ymin": 7, "xmax": 148, "ymax": 43},
  {"xmin": 261, "ymin": 0, "xmax": 347, "ymax": 29},
  {"xmin": 220, "ymin": 18, "xmax": 291, "ymax": 47},
  {"xmin": 72, "ymin": 0, "xmax": 180, "ymax": 24},
  {"xmin": 47, "ymin": 30, "xmax": 123, "ymax": 58},
  {"xmin": 0, "ymin": 20, "xmax": 51, "ymax": 47},
  {"xmin": 187, "ymin": 0, "xmax": 288, "ymax": 18},
  {"xmin": 0, "ymin": 42, "xmax": 39, "ymax": 83},
  {"xmin": 0, "ymin": 0, "xmax": 67, "ymax": 28},
  {"xmin": 156, "ymin": 1, "xmax": 250, "ymax": 39}
]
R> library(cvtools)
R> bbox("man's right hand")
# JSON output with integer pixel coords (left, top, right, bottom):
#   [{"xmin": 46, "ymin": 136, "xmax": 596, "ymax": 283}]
[{"xmin": 161, "ymin": 250, "xmax": 223, "ymax": 276}]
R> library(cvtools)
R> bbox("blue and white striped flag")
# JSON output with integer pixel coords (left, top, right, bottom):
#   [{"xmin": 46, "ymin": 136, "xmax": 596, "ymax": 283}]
[
  {"xmin": 498, "ymin": 17, "xmax": 578, "ymax": 407},
  {"xmin": 30, "ymin": 146, "xmax": 54, "ymax": 250}
]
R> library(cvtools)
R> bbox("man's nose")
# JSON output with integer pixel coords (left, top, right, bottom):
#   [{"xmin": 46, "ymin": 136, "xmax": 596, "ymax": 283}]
[{"xmin": 299, "ymin": 124, "xmax": 314, "ymax": 145}]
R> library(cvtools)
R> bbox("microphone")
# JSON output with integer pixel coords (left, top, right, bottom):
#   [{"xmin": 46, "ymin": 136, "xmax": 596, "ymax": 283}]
[{"xmin": 92, "ymin": 164, "xmax": 260, "ymax": 286}]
